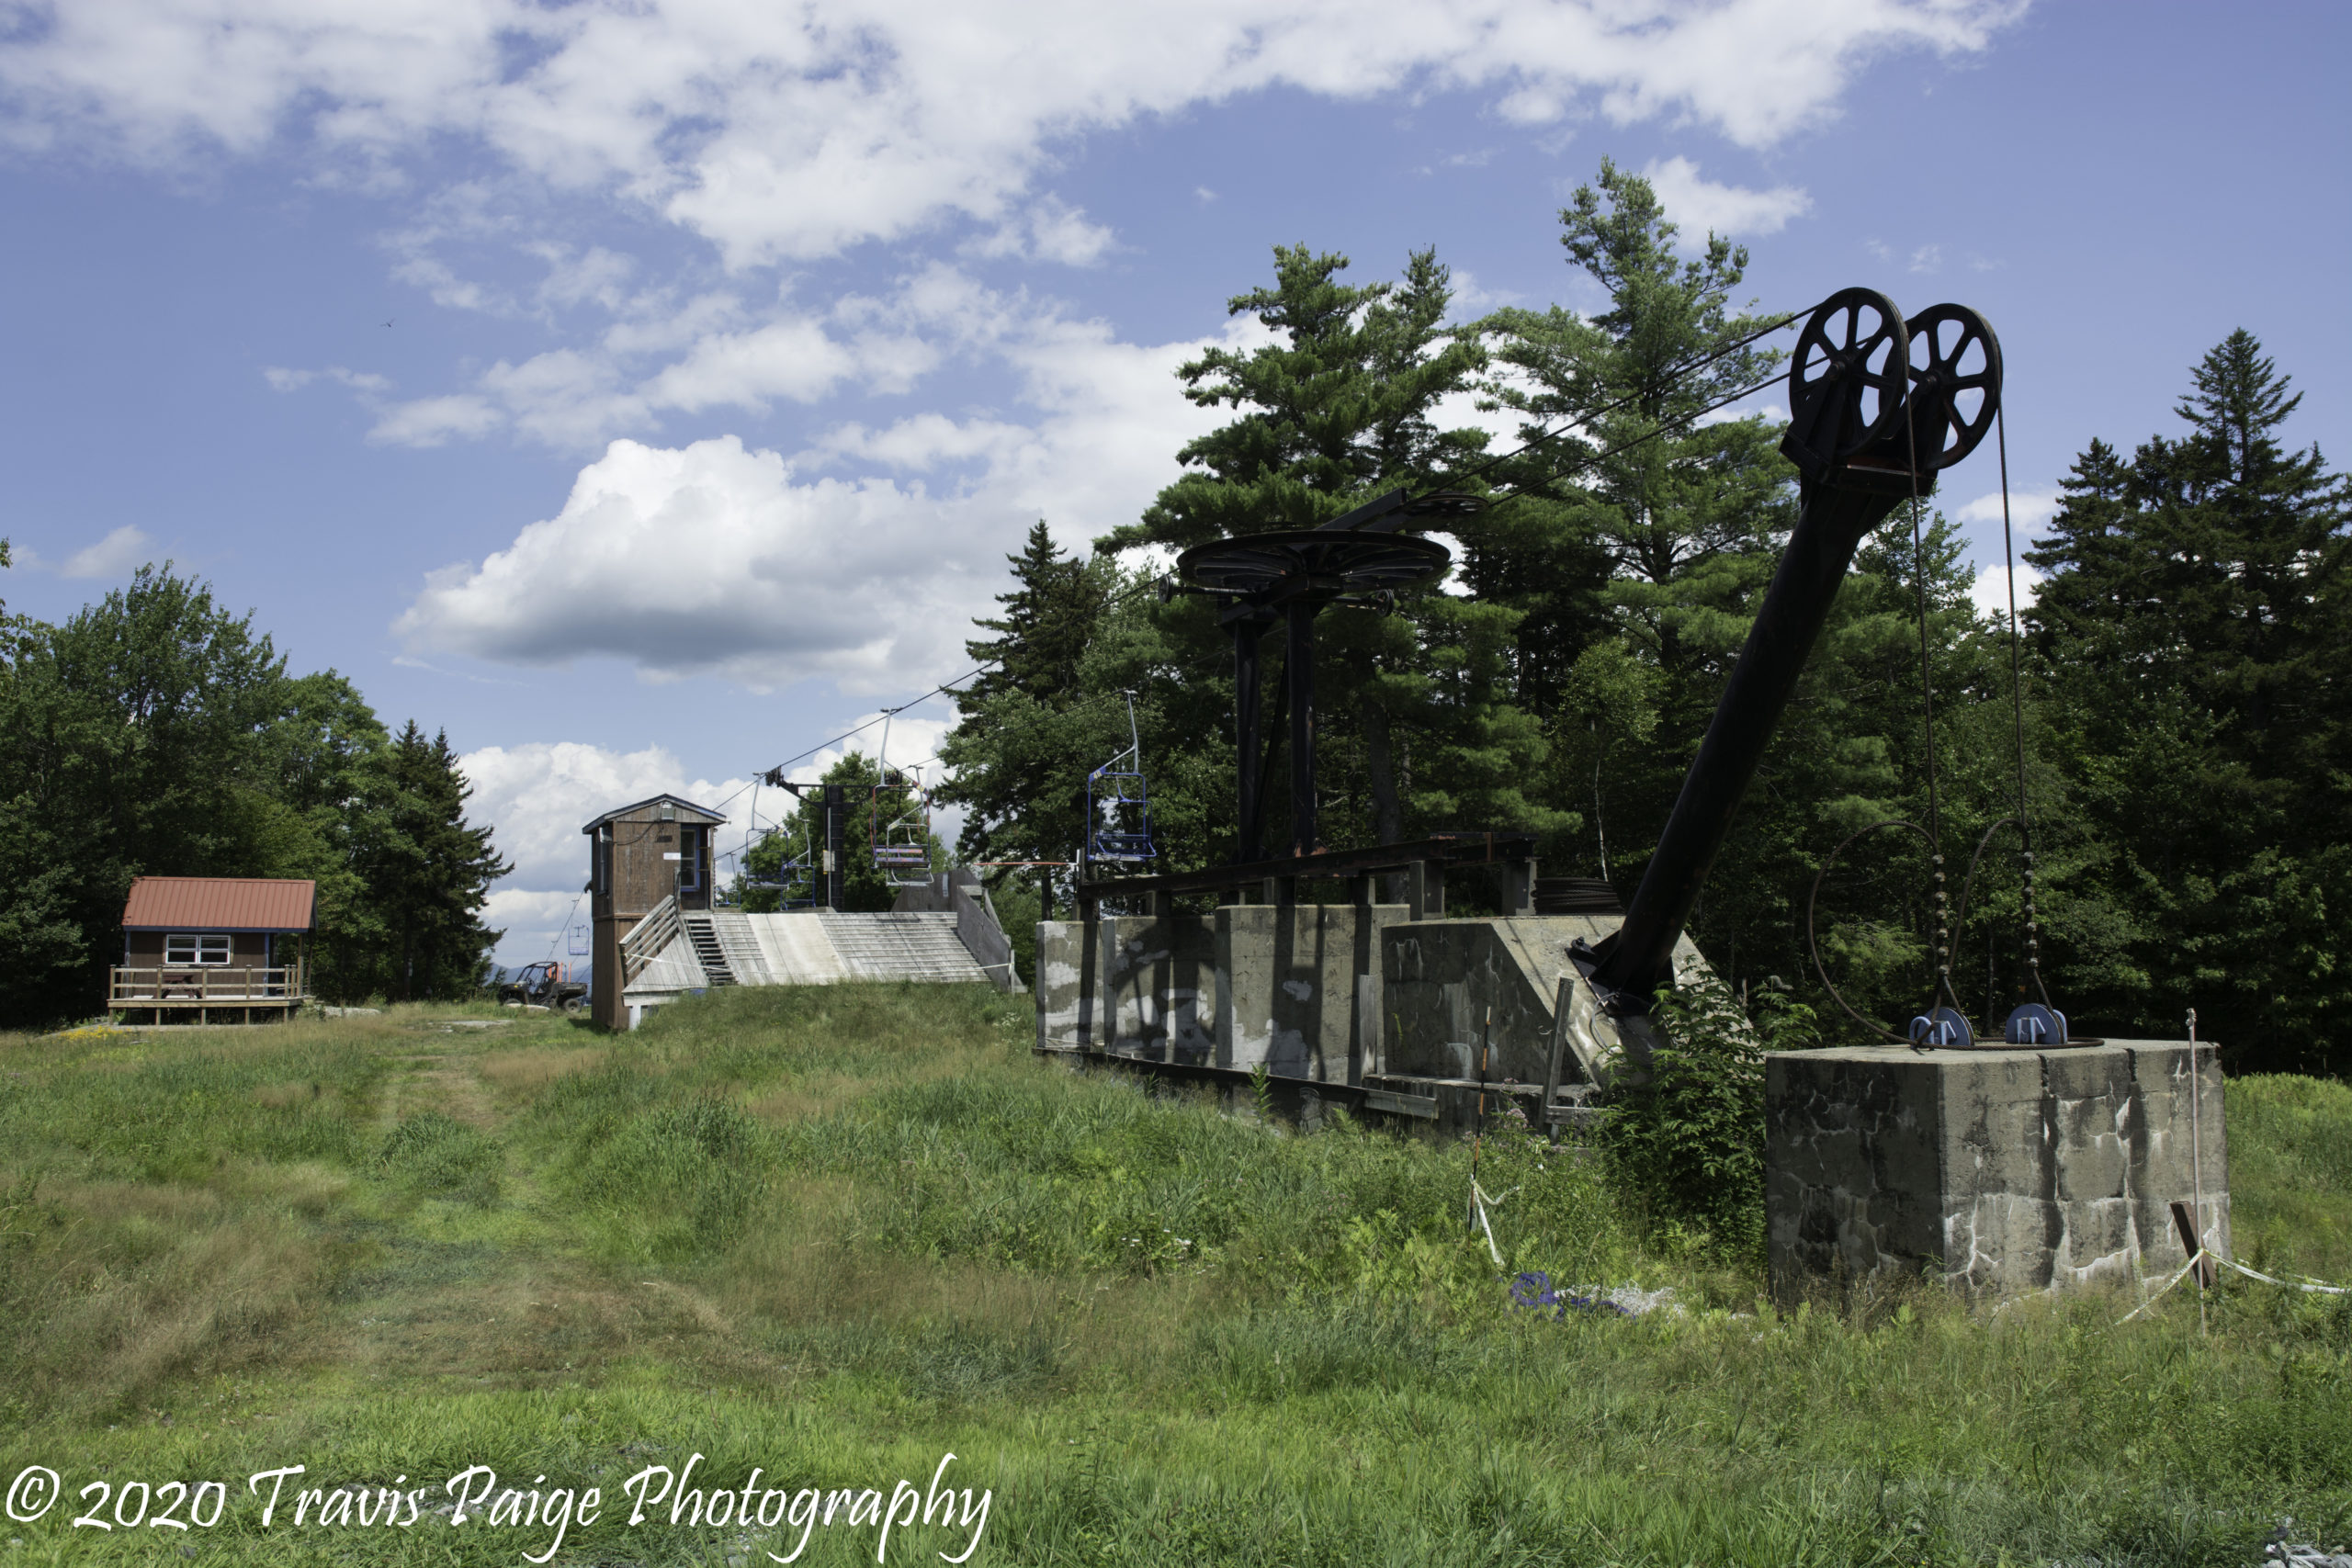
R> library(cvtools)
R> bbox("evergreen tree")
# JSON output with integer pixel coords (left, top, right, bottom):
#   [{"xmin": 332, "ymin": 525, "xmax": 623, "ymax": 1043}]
[
  {"xmin": 1475, "ymin": 160, "xmax": 1796, "ymax": 889},
  {"xmin": 932, "ymin": 522, "xmax": 1114, "ymax": 888},
  {"xmin": 349, "ymin": 722, "xmax": 510, "ymax": 1002},
  {"xmin": 2028, "ymin": 332, "xmax": 2352, "ymax": 1069},
  {"xmin": 1102, "ymin": 244, "xmax": 1565, "ymax": 863}
]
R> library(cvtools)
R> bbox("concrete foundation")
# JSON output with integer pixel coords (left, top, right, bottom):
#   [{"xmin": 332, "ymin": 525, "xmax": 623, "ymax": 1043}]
[
  {"xmin": 1767, "ymin": 1041, "xmax": 2231, "ymax": 1297},
  {"xmin": 1382, "ymin": 916, "xmax": 1711, "ymax": 1086},
  {"xmin": 1035, "ymin": 904, "xmax": 1399, "ymax": 1080},
  {"xmin": 1036, "ymin": 907, "xmax": 1716, "ymax": 1139}
]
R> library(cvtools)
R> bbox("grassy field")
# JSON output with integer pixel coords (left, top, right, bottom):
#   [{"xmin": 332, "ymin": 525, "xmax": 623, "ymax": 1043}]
[{"xmin": 1, "ymin": 986, "xmax": 2347, "ymax": 1567}]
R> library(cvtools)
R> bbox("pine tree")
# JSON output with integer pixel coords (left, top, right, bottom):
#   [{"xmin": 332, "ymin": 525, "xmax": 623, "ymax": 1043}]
[
  {"xmin": 932, "ymin": 523, "xmax": 1115, "ymax": 890},
  {"xmin": 2028, "ymin": 332, "xmax": 2352, "ymax": 1069},
  {"xmin": 351, "ymin": 723, "xmax": 510, "ymax": 1002},
  {"xmin": 1100, "ymin": 244, "xmax": 1563, "ymax": 863}
]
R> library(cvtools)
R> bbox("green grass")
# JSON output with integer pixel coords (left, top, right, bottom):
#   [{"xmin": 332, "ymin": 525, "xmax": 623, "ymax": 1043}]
[{"xmin": 1, "ymin": 988, "xmax": 2347, "ymax": 1566}]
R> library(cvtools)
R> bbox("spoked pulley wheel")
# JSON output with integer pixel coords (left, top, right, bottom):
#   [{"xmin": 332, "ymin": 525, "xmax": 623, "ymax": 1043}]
[
  {"xmin": 1782, "ymin": 288, "xmax": 1909, "ymax": 480},
  {"xmin": 1900, "ymin": 304, "xmax": 2003, "ymax": 471}
]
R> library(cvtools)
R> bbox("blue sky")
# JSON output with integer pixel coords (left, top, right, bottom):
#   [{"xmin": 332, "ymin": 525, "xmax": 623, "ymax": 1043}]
[{"xmin": 2, "ymin": 0, "xmax": 2344, "ymax": 968}]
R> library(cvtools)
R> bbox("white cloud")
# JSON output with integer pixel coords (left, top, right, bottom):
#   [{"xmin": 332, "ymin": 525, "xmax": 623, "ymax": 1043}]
[
  {"xmin": 1, "ymin": 1, "xmax": 2023, "ymax": 267},
  {"xmin": 60, "ymin": 525, "xmax": 154, "ymax": 578},
  {"xmin": 396, "ymin": 285, "xmax": 1243, "ymax": 687},
  {"xmin": 368, "ymin": 392, "xmax": 503, "ymax": 446},
  {"xmin": 362, "ymin": 277, "xmax": 955, "ymax": 450},
  {"xmin": 1970, "ymin": 562, "xmax": 2039, "ymax": 620},
  {"xmin": 1909, "ymin": 243, "xmax": 1942, "ymax": 274},
  {"xmin": 396, "ymin": 435, "xmax": 979, "ymax": 688},
  {"xmin": 1956, "ymin": 488, "xmax": 2060, "ymax": 536},
  {"xmin": 1640, "ymin": 156, "xmax": 1811, "ymax": 243},
  {"xmin": 264, "ymin": 364, "xmax": 392, "ymax": 394}
]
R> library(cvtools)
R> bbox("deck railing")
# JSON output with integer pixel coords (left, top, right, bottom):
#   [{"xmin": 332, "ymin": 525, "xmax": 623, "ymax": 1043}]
[
  {"xmin": 109, "ymin": 964, "xmax": 308, "ymax": 1004},
  {"xmin": 620, "ymin": 896, "xmax": 682, "ymax": 984}
]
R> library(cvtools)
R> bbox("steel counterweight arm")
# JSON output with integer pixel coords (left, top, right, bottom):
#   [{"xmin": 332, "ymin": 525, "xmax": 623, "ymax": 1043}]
[{"xmin": 1589, "ymin": 477, "xmax": 1913, "ymax": 1004}]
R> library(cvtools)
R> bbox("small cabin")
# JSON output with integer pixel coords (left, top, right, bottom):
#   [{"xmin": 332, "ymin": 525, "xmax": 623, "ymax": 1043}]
[
  {"xmin": 110, "ymin": 876, "xmax": 316, "ymax": 1025},
  {"xmin": 582, "ymin": 793, "xmax": 726, "ymax": 1030}
]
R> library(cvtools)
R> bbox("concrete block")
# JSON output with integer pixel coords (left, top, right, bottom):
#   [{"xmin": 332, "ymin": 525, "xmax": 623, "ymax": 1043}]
[
  {"xmin": 1215, "ymin": 904, "xmax": 1399, "ymax": 1082},
  {"xmin": 1767, "ymin": 1041, "xmax": 2232, "ymax": 1298},
  {"xmin": 1035, "ymin": 919, "xmax": 1098, "ymax": 1053},
  {"xmin": 1101, "ymin": 913, "xmax": 1218, "ymax": 1063},
  {"xmin": 1382, "ymin": 916, "xmax": 1711, "ymax": 1087}
]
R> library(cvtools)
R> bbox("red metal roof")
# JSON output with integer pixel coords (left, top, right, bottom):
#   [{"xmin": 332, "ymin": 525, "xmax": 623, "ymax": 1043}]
[{"xmin": 120, "ymin": 877, "xmax": 317, "ymax": 932}]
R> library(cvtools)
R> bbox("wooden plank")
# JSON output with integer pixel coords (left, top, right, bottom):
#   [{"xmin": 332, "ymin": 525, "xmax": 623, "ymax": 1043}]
[
  {"xmin": 2170, "ymin": 1199, "xmax": 2217, "ymax": 1288},
  {"xmin": 1362, "ymin": 1089, "xmax": 1438, "ymax": 1120}
]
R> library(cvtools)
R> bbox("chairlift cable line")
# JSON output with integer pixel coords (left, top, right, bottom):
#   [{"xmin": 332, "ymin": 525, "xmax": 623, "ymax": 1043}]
[
  {"xmin": 1479, "ymin": 363, "xmax": 1795, "ymax": 513},
  {"xmin": 1448, "ymin": 299, "xmax": 1823, "ymax": 493}
]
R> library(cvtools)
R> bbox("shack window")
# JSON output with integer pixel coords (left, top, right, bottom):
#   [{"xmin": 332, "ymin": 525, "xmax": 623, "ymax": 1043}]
[
  {"xmin": 594, "ymin": 823, "xmax": 612, "ymax": 896},
  {"xmin": 677, "ymin": 825, "xmax": 702, "ymax": 891},
  {"xmin": 165, "ymin": 933, "xmax": 231, "ymax": 965}
]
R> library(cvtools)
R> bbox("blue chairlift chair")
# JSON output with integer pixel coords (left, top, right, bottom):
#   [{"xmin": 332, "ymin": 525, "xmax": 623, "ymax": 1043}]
[{"xmin": 1085, "ymin": 691, "xmax": 1157, "ymax": 867}]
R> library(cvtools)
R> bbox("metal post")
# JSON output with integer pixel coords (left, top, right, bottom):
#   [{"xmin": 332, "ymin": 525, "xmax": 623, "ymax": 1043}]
[
  {"xmin": 823, "ymin": 785, "xmax": 846, "ymax": 911},
  {"xmin": 1231, "ymin": 620, "xmax": 1264, "ymax": 863},
  {"xmin": 1286, "ymin": 597, "xmax": 1317, "ymax": 857}
]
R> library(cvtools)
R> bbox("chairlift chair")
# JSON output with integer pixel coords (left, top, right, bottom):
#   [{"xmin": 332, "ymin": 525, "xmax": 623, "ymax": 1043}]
[
  {"xmin": 565, "ymin": 922, "xmax": 590, "ymax": 957},
  {"xmin": 742, "ymin": 828, "xmax": 820, "ymax": 908},
  {"xmin": 1086, "ymin": 691, "xmax": 1157, "ymax": 867},
  {"xmin": 871, "ymin": 711, "xmax": 937, "ymax": 888}
]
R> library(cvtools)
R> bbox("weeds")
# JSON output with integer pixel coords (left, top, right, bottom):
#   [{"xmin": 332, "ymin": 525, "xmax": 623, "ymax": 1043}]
[{"xmin": 0, "ymin": 988, "xmax": 2345, "ymax": 1565}]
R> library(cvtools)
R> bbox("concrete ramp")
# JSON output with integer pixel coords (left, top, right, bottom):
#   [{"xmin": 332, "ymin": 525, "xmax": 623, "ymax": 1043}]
[
  {"xmin": 619, "ymin": 909, "xmax": 995, "ymax": 1024},
  {"xmin": 747, "ymin": 913, "xmax": 850, "ymax": 984},
  {"xmin": 819, "ymin": 911, "xmax": 992, "ymax": 983}
]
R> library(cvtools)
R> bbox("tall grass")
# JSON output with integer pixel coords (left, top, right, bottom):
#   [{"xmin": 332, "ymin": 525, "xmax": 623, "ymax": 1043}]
[{"xmin": 0, "ymin": 988, "xmax": 2346, "ymax": 1565}]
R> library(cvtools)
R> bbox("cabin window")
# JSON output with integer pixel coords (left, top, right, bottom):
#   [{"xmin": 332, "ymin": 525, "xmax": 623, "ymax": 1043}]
[
  {"xmin": 165, "ymin": 933, "xmax": 232, "ymax": 965},
  {"xmin": 594, "ymin": 823, "xmax": 612, "ymax": 896},
  {"xmin": 677, "ymin": 826, "xmax": 702, "ymax": 891}
]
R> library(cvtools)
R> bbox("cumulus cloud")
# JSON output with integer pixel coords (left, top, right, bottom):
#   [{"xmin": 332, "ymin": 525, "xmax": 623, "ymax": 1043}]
[
  {"xmin": 1970, "ymin": 562, "xmax": 2039, "ymax": 620},
  {"xmin": 397, "ymin": 435, "xmax": 984, "ymax": 688},
  {"xmin": 396, "ymin": 282, "xmax": 1241, "ymax": 688},
  {"xmin": 1, "ymin": 0, "xmax": 2022, "ymax": 266},
  {"xmin": 1640, "ymin": 156, "xmax": 1811, "ymax": 243},
  {"xmin": 60, "ymin": 525, "xmax": 154, "ymax": 578},
  {"xmin": 1956, "ymin": 488, "xmax": 2060, "ymax": 535}
]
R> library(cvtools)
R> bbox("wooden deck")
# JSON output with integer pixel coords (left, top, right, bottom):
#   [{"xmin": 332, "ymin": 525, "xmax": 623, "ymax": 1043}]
[{"xmin": 108, "ymin": 964, "xmax": 309, "ymax": 1025}]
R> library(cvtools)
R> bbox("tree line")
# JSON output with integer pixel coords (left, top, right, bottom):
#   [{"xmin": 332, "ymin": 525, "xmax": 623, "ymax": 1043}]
[
  {"xmin": 0, "ymin": 560, "xmax": 509, "ymax": 1023},
  {"xmin": 933, "ymin": 159, "xmax": 2350, "ymax": 1077}
]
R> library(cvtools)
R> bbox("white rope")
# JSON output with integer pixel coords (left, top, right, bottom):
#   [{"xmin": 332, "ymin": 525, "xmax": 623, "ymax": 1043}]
[
  {"xmin": 2119, "ymin": 1254, "xmax": 2202, "ymax": 1324},
  {"xmin": 1470, "ymin": 1179, "xmax": 1518, "ymax": 1269},
  {"xmin": 2218, "ymin": 1257, "xmax": 2352, "ymax": 1296},
  {"xmin": 2120, "ymin": 1249, "xmax": 2352, "ymax": 1323}
]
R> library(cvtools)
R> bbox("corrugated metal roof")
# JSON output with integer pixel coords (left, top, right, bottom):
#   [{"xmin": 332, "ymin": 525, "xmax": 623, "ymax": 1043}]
[
  {"xmin": 120, "ymin": 877, "xmax": 317, "ymax": 931},
  {"xmin": 581, "ymin": 793, "xmax": 729, "ymax": 833}
]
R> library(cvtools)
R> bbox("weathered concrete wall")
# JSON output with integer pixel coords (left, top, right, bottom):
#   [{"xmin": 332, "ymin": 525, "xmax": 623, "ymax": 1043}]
[
  {"xmin": 1099, "ymin": 914, "xmax": 1219, "ymax": 1062},
  {"xmin": 1035, "ymin": 919, "xmax": 1098, "ymax": 1053},
  {"xmin": 1767, "ymin": 1041, "xmax": 2232, "ymax": 1298},
  {"xmin": 1213, "ymin": 904, "xmax": 1400, "ymax": 1081},
  {"xmin": 1382, "ymin": 916, "xmax": 1712, "ymax": 1086},
  {"xmin": 1035, "ymin": 906, "xmax": 1401, "ymax": 1081}
]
